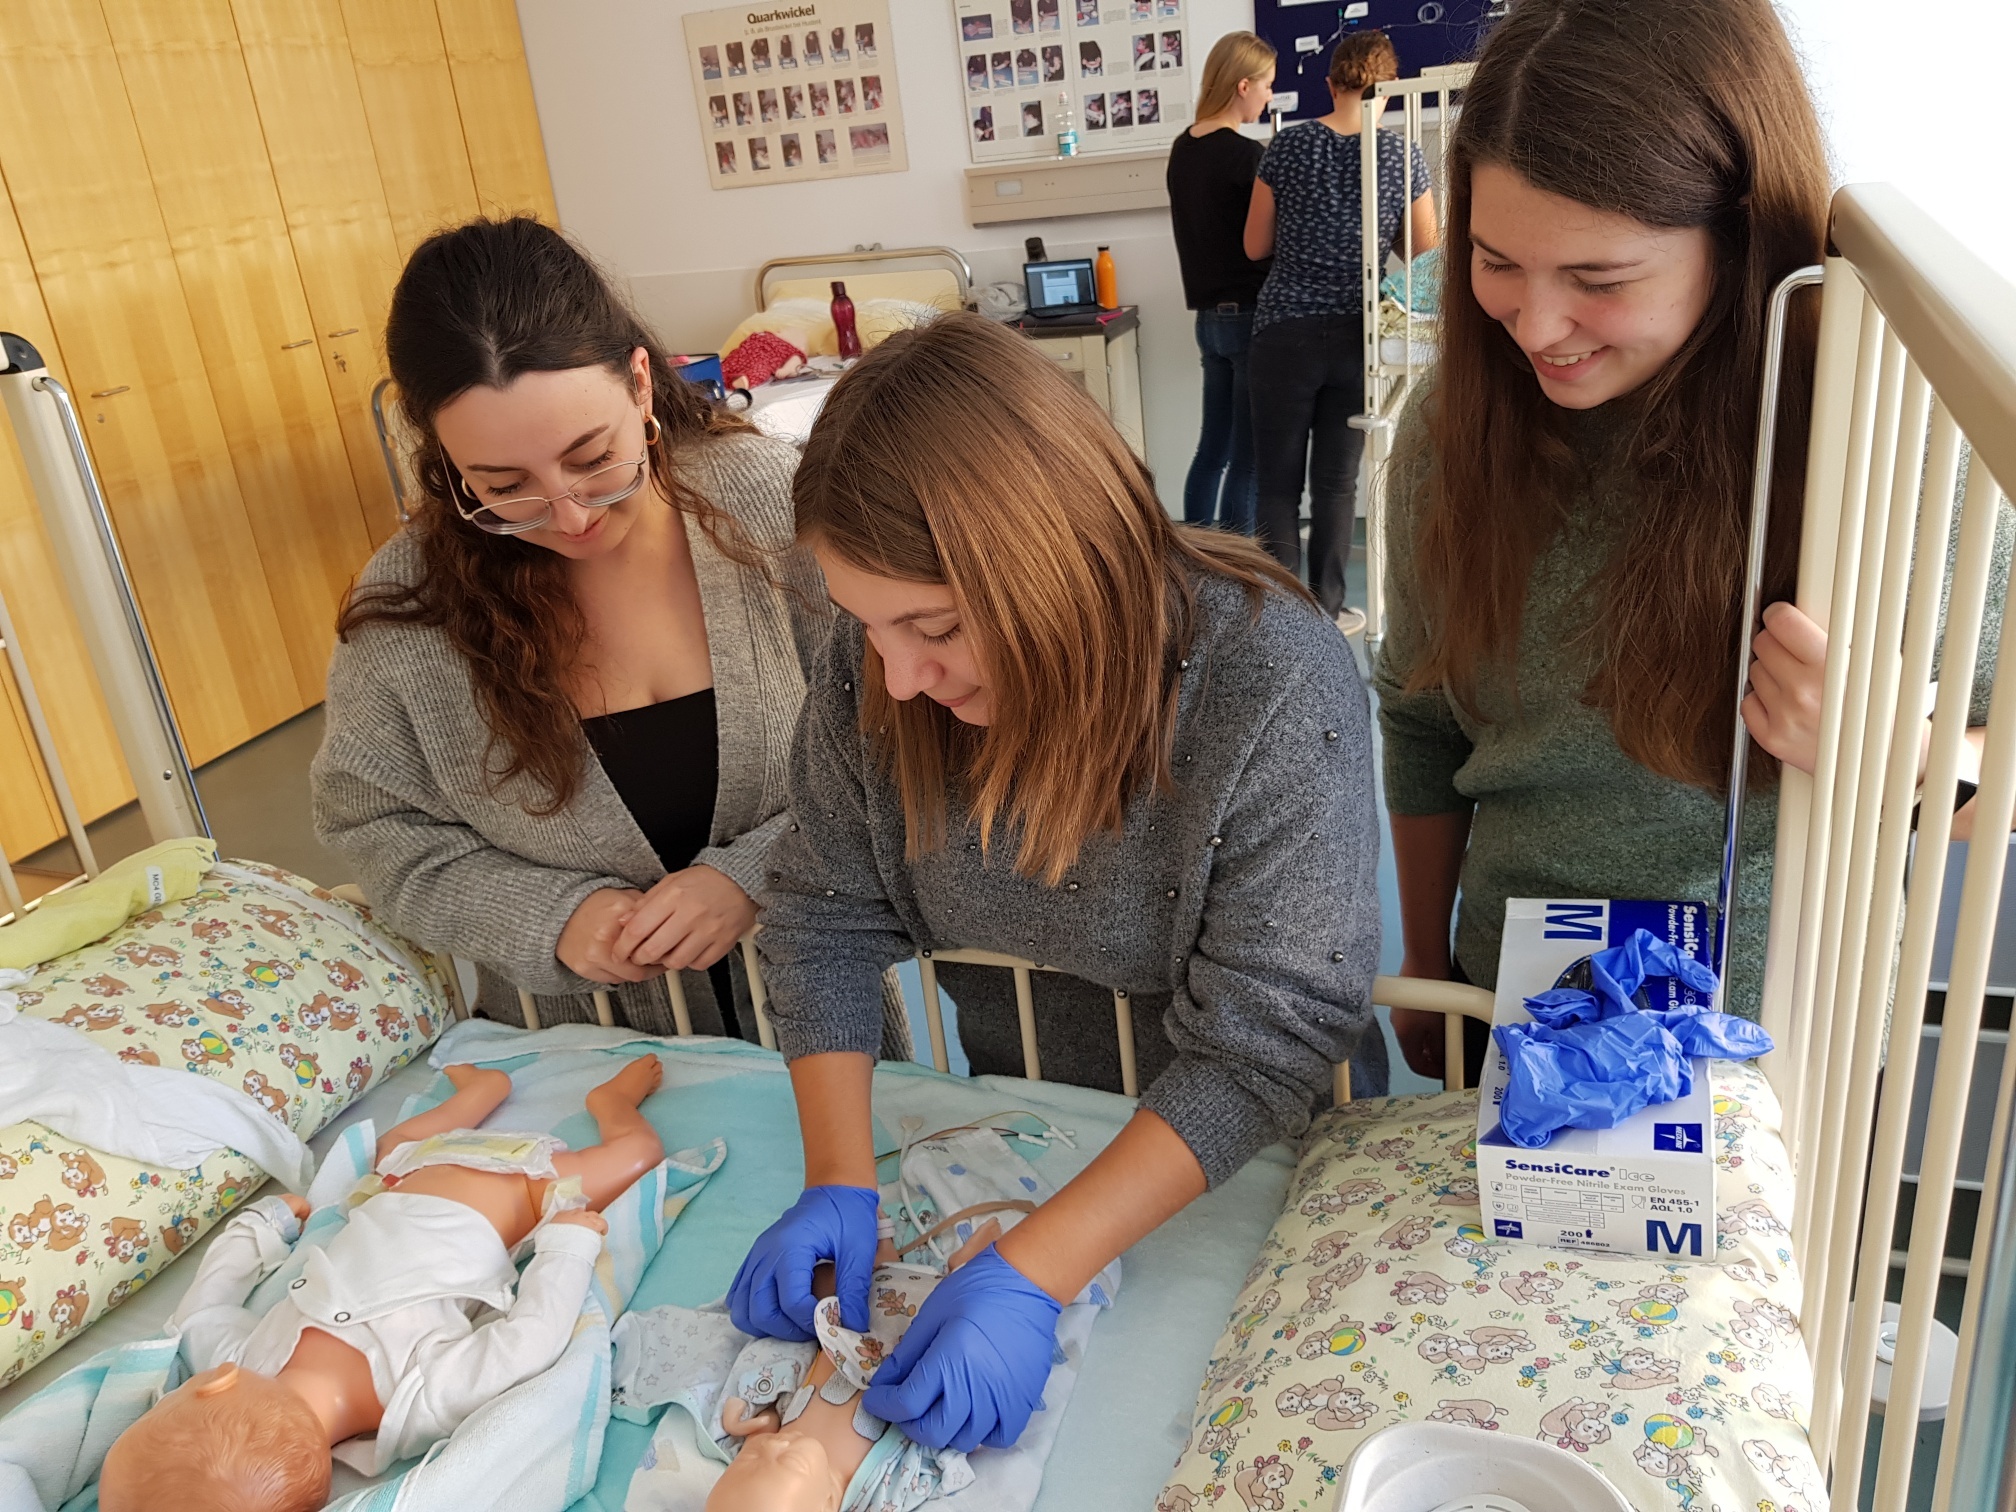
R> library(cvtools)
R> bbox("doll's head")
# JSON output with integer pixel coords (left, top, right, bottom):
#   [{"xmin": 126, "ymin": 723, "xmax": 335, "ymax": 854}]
[
  {"xmin": 100, "ymin": 1363, "xmax": 330, "ymax": 1512},
  {"xmin": 705, "ymin": 1426, "xmax": 844, "ymax": 1512}
]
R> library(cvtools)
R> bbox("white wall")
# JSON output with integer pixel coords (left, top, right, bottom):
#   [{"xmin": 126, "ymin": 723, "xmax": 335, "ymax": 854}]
[
  {"xmin": 1777, "ymin": 0, "xmax": 2016, "ymax": 281},
  {"xmin": 514, "ymin": 0, "xmax": 1249, "ymax": 503}
]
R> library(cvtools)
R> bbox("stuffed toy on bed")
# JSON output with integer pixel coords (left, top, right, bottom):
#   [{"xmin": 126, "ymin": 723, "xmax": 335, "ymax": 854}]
[{"xmin": 718, "ymin": 298, "xmax": 946, "ymax": 389}]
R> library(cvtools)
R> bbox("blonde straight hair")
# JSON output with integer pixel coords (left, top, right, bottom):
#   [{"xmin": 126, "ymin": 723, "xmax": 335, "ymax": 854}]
[
  {"xmin": 794, "ymin": 312, "xmax": 1310, "ymax": 884},
  {"xmin": 1194, "ymin": 31, "xmax": 1276, "ymax": 121}
]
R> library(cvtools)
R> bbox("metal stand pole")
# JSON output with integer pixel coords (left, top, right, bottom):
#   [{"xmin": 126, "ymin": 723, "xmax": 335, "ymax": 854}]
[{"xmin": 0, "ymin": 333, "xmax": 208, "ymax": 842}]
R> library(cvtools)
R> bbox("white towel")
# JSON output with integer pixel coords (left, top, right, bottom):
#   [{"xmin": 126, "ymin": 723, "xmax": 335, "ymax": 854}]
[{"xmin": 0, "ymin": 970, "xmax": 313, "ymax": 1190}]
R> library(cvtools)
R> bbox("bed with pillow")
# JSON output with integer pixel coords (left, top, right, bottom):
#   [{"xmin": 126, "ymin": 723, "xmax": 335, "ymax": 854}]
[
  {"xmin": 718, "ymin": 251, "xmax": 972, "ymax": 445},
  {"xmin": 0, "ymin": 859, "xmax": 452, "ymax": 1389}
]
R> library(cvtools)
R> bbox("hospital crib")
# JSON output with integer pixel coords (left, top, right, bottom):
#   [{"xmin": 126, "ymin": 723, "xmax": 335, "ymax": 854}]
[
  {"xmin": 12, "ymin": 181, "xmax": 2016, "ymax": 1507},
  {"xmin": 1352, "ymin": 63, "xmax": 1471, "ymax": 647},
  {"xmin": 711, "ymin": 180, "xmax": 2016, "ymax": 1507}
]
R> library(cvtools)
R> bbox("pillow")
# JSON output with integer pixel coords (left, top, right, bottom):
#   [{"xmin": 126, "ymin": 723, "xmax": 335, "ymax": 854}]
[
  {"xmin": 1160, "ymin": 1066, "xmax": 1824, "ymax": 1512},
  {"xmin": 856, "ymin": 298, "xmax": 945, "ymax": 350}
]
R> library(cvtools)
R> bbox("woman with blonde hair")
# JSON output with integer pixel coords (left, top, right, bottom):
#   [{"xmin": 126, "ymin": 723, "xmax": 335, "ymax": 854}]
[
  {"xmin": 1246, "ymin": 29, "xmax": 1438, "ymax": 614},
  {"xmin": 1167, "ymin": 30, "xmax": 1276, "ymax": 532},
  {"xmin": 724, "ymin": 311, "xmax": 1381, "ymax": 1453}
]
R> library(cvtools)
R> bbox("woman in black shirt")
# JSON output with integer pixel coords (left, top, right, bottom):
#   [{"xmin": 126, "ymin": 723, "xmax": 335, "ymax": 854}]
[{"xmin": 1166, "ymin": 31, "xmax": 1275, "ymax": 533}]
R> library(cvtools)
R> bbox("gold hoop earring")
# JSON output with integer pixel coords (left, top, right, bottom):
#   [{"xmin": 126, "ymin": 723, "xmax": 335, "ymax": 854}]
[{"xmin": 643, "ymin": 412, "xmax": 661, "ymax": 446}]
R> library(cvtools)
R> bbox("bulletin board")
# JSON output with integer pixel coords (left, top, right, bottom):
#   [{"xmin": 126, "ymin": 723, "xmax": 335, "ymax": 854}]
[
  {"xmin": 952, "ymin": 0, "xmax": 1193, "ymax": 163},
  {"xmin": 683, "ymin": 0, "xmax": 909, "ymax": 188},
  {"xmin": 1253, "ymin": 0, "xmax": 1500, "ymax": 122}
]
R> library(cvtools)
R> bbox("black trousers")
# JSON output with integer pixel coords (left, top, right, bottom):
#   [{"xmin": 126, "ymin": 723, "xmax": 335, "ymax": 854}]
[{"xmin": 1248, "ymin": 314, "xmax": 1367, "ymax": 615}]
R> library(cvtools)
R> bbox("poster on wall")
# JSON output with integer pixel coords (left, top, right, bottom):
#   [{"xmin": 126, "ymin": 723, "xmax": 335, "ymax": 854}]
[
  {"xmin": 684, "ymin": 0, "xmax": 908, "ymax": 189},
  {"xmin": 954, "ymin": 0, "xmax": 1191, "ymax": 163}
]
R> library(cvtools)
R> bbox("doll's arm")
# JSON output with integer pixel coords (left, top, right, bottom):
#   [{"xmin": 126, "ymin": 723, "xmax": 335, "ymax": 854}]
[
  {"xmin": 168, "ymin": 1196, "xmax": 302, "ymax": 1364},
  {"xmin": 410, "ymin": 1221, "xmax": 602, "ymax": 1422}
]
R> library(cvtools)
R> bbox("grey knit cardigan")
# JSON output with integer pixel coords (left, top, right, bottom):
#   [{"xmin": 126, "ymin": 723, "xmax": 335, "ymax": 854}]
[
  {"xmin": 312, "ymin": 429, "xmax": 905, "ymax": 1047},
  {"xmin": 758, "ymin": 574, "xmax": 1382, "ymax": 1189}
]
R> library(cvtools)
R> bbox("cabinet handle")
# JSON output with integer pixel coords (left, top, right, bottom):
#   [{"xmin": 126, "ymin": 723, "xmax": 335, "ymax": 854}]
[
  {"xmin": 281, "ymin": 338, "xmax": 313, "ymax": 349},
  {"xmin": 326, "ymin": 328, "xmax": 359, "ymax": 338},
  {"xmin": 90, "ymin": 385, "xmax": 130, "ymax": 398}
]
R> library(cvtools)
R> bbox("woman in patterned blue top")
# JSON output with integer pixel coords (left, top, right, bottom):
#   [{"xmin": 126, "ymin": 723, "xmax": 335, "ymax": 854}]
[{"xmin": 1244, "ymin": 31, "xmax": 1436, "ymax": 615}]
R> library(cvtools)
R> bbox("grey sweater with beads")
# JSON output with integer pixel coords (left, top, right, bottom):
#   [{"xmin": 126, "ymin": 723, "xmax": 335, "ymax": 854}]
[{"xmin": 756, "ymin": 574, "xmax": 1382, "ymax": 1189}]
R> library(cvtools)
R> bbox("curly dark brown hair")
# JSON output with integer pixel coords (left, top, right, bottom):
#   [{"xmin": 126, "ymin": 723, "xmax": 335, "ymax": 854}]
[{"xmin": 337, "ymin": 217, "xmax": 757, "ymax": 813}]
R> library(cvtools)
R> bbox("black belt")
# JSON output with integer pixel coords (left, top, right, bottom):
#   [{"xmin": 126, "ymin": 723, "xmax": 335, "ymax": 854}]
[{"xmin": 1209, "ymin": 301, "xmax": 1253, "ymax": 314}]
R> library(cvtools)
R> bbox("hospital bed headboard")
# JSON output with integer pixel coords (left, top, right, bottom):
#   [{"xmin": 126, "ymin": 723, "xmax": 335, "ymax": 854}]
[{"xmin": 754, "ymin": 245, "xmax": 974, "ymax": 313}]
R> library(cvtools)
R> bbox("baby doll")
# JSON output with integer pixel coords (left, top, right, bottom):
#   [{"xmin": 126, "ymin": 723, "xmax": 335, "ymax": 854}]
[
  {"xmin": 703, "ymin": 1219, "xmax": 1003, "ymax": 1512},
  {"xmin": 99, "ymin": 1057, "xmax": 667, "ymax": 1512}
]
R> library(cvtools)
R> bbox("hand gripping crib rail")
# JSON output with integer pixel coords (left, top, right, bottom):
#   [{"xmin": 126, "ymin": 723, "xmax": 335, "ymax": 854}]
[{"xmin": 1351, "ymin": 64, "xmax": 1472, "ymax": 646}]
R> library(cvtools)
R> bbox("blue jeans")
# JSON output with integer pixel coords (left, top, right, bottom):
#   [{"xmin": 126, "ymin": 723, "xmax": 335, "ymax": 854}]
[{"xmin": 1182, "ymin": 309, "xmax": 1257, "ymax": 533}]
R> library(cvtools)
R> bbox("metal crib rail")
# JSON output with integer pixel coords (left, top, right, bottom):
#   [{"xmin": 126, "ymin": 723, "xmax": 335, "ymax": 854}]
[
  {"xmin": 1740, "ymin": 183, "xmax": 2016, "ymax": 1511},
  {"xmin": 0, "ymin": 334, "xmax": 209, "ymax": 917},
  {"xmin": 753, "ymin": 245, "xmax": 975, "ymax": 312},
  {"xmin": 1355, "ymin": 66, "xmax": 1472, "ymax": 646}
]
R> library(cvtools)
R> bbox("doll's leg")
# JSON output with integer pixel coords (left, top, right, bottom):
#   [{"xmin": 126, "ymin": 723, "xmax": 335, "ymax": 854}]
[
  {"xmin": 548, "ymin": 1056, "xmax": 667, "ymax": 1210},
  {"xmin": 374, "ymin": 1065, "xmax": 514, "ymax": 1165}
]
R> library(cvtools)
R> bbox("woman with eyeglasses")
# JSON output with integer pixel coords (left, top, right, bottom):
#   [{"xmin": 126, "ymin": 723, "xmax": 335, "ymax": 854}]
[{"xmin": 313, "ymin": 217, "xmax": 905, "ymax": 1050}]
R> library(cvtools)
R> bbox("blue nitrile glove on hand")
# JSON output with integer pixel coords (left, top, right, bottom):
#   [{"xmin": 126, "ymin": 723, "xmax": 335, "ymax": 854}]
[
  {"xmin": 1495, "ymin": 929, "xmax": 1774, "ymax": 1149},
  {"xmin": 729, "ymin": 1183, "xmax": 881, "ymax": 1340},
  {"xmin": 861, "ymin": 1245, "xmax": 1062, "ymax": 1452}
]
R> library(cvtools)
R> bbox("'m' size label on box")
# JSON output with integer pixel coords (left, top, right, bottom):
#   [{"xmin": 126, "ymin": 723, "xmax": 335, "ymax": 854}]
[{"xmin": 1475, "ymin": 899, "xmax": 1721, "ymax": 1263}]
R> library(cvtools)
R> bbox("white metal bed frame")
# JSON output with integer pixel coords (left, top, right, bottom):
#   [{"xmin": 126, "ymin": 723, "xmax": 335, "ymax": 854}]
[
  {"xmin": 1352, "ymin": 64, "xmax": 1472, "ymax": 647},
  {"xmin": 10, "ymin": 179, "xmax": 2016, "ymax": 1507}
]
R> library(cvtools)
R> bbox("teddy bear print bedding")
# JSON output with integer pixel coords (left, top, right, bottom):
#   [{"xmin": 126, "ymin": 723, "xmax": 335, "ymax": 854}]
[
  {"xmin": 1159, "ymin": 1064, "xmax": 1824, "ymax": 1512},
  {"xmin": 0, "ymin": 860, "xmax": 449, "ymax": 1387}
]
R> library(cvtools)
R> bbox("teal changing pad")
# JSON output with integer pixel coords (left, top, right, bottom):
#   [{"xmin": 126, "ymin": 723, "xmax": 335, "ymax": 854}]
[{"xmin": 420, "ymin": 1021, "xmax": 1291, "ymax": 1512}]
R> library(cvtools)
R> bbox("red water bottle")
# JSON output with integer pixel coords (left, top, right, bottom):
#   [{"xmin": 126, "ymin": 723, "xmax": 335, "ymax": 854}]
[{"xmin": 831, "ymin": 280, "xmax": 862, "ymax": 359}]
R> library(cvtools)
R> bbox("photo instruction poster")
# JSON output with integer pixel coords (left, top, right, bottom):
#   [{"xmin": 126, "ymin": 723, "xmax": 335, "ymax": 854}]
[
  {"xmin": 954, "ymin": 0, "xmax": 1193, "ymax": 163},
  {"xmin": 684, "ymin": 0, "xmax": 908, "ymax": 189}
]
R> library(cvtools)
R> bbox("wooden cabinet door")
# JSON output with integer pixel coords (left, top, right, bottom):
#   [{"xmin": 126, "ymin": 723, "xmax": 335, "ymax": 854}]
[
  {"xmin": 231, "ymin": 0, "xmax": 406, "ymax": 546},
  {"xmin": 340, "ymin": 0, "xmax": 481, "ymax": 258},
  {"xmin": 0, "ymin": 2, "xmax": 299, "ymax": 770},
  {"xmin": 435, "ymin": 0, "xmax": 560, "ymax": 224},
  {"xmin": 103, "ymin": 0, "xmax": 377, "ymax": 707},
  {"xmin": 0, "ymin": 172, "xmax": 130, "ymax": 863}
]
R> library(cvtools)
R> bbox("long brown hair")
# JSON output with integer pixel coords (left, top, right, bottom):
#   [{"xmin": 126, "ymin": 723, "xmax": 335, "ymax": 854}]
[
  {"xmin": 1406, "ymin": 0, "xmax": 1828, "ymax": 790},
  {"xmin": 795, "ymin": 312, "xmax": 1310, "ymax": 883},
  {"xmin": 338, "ymin": 217, "xmax": 754, "ymax": 813}
]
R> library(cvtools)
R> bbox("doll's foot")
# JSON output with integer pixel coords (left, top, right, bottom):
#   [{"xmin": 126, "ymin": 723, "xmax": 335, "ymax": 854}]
[
  {"xmin": 443, "ymin": 1064, "xmax": 511, "ymax": 1100},
  {"xmin": 589, "ymin": 1055, "xmax": 663, "ymax": 1114}
]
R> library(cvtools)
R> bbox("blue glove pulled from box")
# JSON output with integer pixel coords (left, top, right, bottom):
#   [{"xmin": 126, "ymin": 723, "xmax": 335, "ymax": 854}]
[{"xmin": 1494, "ymin": 929, "xmax": 1774, "ymax": 1148}]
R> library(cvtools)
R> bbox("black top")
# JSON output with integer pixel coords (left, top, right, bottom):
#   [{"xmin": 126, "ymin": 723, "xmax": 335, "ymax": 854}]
[
  {"xmin": 582, "ymin": 688, "xmax": 720, "ymax": 873},
  {"xmin": 584, "ymin": 687, "xmax": 747, "ymax": 1037},
  {"xmin": 1166, "ymin": 127, "xmax": 1271, "ymax": 310}
]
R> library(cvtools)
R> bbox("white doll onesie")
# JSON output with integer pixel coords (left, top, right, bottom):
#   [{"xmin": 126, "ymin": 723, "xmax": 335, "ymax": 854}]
[{"xmin": 171, "ymin": 1188, "xmax": 602, "ymax": 1474}]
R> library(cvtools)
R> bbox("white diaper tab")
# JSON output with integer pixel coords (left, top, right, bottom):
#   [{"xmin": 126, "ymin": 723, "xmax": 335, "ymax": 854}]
[{"xmin": 378, "ymin": 1127, "xmax": 569, "ymax": 1180}]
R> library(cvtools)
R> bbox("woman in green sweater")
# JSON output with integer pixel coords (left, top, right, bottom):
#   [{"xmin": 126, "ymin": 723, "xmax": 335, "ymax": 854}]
[{"xmin": 1376, "ymin": 0, "xmax": 2008, "ymax": 1078}]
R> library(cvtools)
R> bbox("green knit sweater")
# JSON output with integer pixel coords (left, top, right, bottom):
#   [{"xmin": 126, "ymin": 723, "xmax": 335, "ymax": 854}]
[{"xmin": 1373, "ymin": 390, "xmax": 2010, "ymax": 1018}]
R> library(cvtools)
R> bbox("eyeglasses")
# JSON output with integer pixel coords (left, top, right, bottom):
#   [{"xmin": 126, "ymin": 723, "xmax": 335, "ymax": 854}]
[{"xmin": 453, "ymin": 452, "xmax": 651, "ymax": 535}]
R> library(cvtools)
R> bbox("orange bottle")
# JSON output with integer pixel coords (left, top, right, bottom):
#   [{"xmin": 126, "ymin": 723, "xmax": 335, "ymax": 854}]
[{"xmin": 1094, "ymin": 245, "xmax": 1118, "ymax": 310}]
